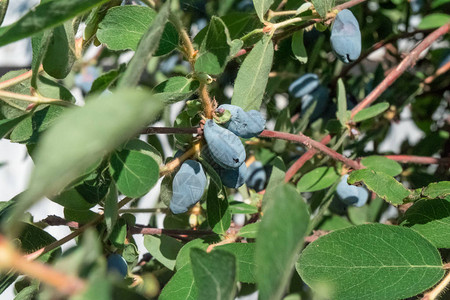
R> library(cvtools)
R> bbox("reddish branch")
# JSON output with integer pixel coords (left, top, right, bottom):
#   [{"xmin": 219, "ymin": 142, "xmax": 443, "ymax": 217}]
[
  {"xmin": 260, "ymin": 130, "xmax": 362, "ymax": 170},
  {"xmin": 350, "ymin": 22, "xmax": 450, "ymax": 119},
  {"xmin": 285, "ymin": 135, "xmax": 332, "ymax": 182},
  {"xmin": 424, "ymin": 60, "xmax": 450, "ymax": 84},
  {"xmin": 384, "ymin": 155, "xmax": 450, "ymax": 165},
  {"xmin": 335, "ymin": 29, "xmax": 433, "ymax": 84}
]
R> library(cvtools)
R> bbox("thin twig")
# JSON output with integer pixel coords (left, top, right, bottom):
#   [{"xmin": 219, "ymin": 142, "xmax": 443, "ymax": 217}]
[
  {"xmin": 0, "ymin": 235, "xmax": 86, "ymax": 296},
  {"xmin": 350, "ymin": 22, "xmax": 450, "ymax": 119},
  {"xmin": 422, "ymin": 270, "xmax": 450, "ymax": 300},
  {"xmin": 424, "ymin": 60, "xmax": 450, "ymax": 84},
  {"xmin": 334, "ymin": 29, "xmax": 433, "ymax": 84},
  {"xmin": 0, "ymin": 66, "xmax": 44, "ymax": 90},
  {"xmin": 141, "ymin": 126, "xmax": 201, "ymax": 135},
  {"xmin": 129, "ymin": 225, "xmax": 214, "ymax": 237},
  {"xmin": 26, "ymin": 197, "xmax": 133, "ymax": 261},
  {"xmin": 199, "ymin": 83, "xmax": 215, "ymax": 119},
  {"xmin": 384, "ymin": 155, "xmax": 450, "ymax": 165},
  {"xmin": 285, "ymin": 135, "xmax": 332, "ymax": 182},
  {"xmin": 159, "ymin": 141, "xmax": 202, "ymax": 175},
  {"xmin": 259, "ymin": 130, "xmax": 362, "ymax": 170},
  {"xmin": 0, "ymin": 90, "xmax": 73, "ymax": 107}
]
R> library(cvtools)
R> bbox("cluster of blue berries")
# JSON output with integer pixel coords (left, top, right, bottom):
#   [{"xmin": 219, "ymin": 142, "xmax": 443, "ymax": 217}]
[{"xmin": 169, "ymin": 104, "xmax": 265, "ymax": 214}]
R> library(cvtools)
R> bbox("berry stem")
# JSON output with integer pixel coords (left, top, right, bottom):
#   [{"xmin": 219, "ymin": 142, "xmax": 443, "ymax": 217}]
[
  {"xmin": 199, "ymin": 83, "xmax": 215, "ymax": 119},
  {"xmin": 0, "ymin": 66, "xmax": 44, "ymax": 90},
  {"xmin": 159, "ymin": 141, "xmax": 202, "ymax": 175}
]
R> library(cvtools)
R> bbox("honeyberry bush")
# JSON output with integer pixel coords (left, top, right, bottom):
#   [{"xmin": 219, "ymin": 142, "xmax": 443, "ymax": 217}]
[{"xmin": 0, "ymin": 0, "xmax": 449, "ymax": 299}]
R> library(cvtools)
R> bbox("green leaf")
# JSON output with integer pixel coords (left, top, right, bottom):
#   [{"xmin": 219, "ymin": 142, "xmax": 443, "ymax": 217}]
[
  {"xmin": 256, "ymin": 184, "xmax": 310, "ymax": 300},
  {"xmin": 5, "ymin": 89, "xmax": 163, "ymax": 233},
  {"xmin": 194, "ymin": 16, "xmax": 232, "ymax": 75},
  {"xmin": 318, "ymin": 215, "xmax": 352, "ymax": 230},
  {"xmin": 159, "ymin": 264, "xmax": 198, "ymax": 300},
  {"xmin": 297, "ymin": 167, "xmax": 340, "ymax": 192},
  {"xmin": 421, "ymin": 181, "xmax": 450, "ymax": 199},
  {"xmin": 228, "ymin": 201, "xmax": 258, "ymax": 214},
  {"xmin": 353, "ymin": 102, "xmax": 389, "ymax": 122},
  {"xmin": 0, "ymin": 0, "xmax": 109, "ymax": 47},
  {"xmin": 109, "ymin": 149, "xmax": 159, "ymax": 198},
  {"xmin": 231, "ymin": 34, "xmax": 274, "ymax": 111},
  {"xmin": 291, "ymin": 30, "xmax": 307, "ymax": 64},
  {"xmin": 122, "ymin": 138, "xmax": 162, "ymax": 166},
  {"xmin": 0, "ymin": 114, "xmax": 29, "ymax": 139},
  {"xmin": 418, "ymin": 13, "xmax": 450, "ymax": 29},
  {"xmin": 144, "ymin": 234, "xmax": 183, "ymax": 271},
  {"xmin": 297, "ymin": 224, "xmax": 444, "ymax": 300},
  {"xmin": 311, "ymin": 0, "xmax": 335, "ymax": 18},
  {"xmin": 174, "ymin": 111, "xmax": 192, "ymax": 145},
  {"xmin": 0, "ymin": 71, "xmax": 74, "ymax": 119},
  {"xmin": 89, "ymin": 66, "xmax": 124, "ymax": 96},
  {"xmin": 175, "ymin": 237, "xmax": 220, "ymax": 270},
  {"xmin": 253, "ymin": 0, "xmax": 274, "ymax": 22},
  {"xmin": 262, "ymin": 156, "xmax": 286, "ymax": 206},
  {"xmin": 97, "ymin": 5, "xmax": 178, "ymax": 55},
  {"xmin": 336, "ymin": 78, "xmax": 348, "ymax": 126},
  {"xmin": 109, "ymin": 218, "xmax": 127, "ymax": 248},
  {"xmin": 216, "ymin": 243, "xmax": 256, "ymax": 283},
  {"xmin": 0, "ymin": 0, "xmax": 8, "ymax": 26},
  {"xmin": 42, "ymin": 21, "xmax": 76, "ymax": 79},
  {"xmin": 50, "ymin": 164, "xmax": 110, "ymax": 210},
  {"xmin": 154, "ymin": 77, "xmax": 200, "ymax": 103},
  {"xmin": 401, "ymin": 198, "xmax": 450, "ymax": 248},
  {"xmin": 348, "ymin": 169, "xmax": 410, "ymax": 205},
  {"xmin": 360, "ymin": 156, "xmax": 403, "ymax": 177},
  {"xmin": 104, "ymin": 183, "xmax": 118, "ymax": 236},
  {"xmin": 207, "ymin": 182, "xmax": 231, "ymax": 235},
  {"xmin": 117, "ymin": 2, "xmax": 171, "ymax": 88},
  {"xmin": 10, "ymin": 105, "xmax": 66, "ymax": 144},
  {"xmin": 237, "ymin": 222, "xmax": 259, "ymax": 239},
  {"xmin": 190, "ymin": 248, "xmax": 236, "ymax": 300}
]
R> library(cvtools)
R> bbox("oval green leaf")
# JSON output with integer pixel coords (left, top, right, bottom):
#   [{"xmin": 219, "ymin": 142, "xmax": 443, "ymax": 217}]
[
  {"xmin": 401, "ymin": 197, "xmax": 450, "ymax": 248},
  {"xmin": 97, "ymin": 5, "xmax": 178, "ymax": 56},
  {"xmin": 109, "ymin": 149, "xmax": 159, "ymax": 198},
  {"xmin": 297, "ymin": 166, "xmax": 340, "ymax": 192},
  {"xmin": 231, "ymin": 34, "xmax": 274, "ymax": 111},
  {"xmin": 297, "ymin": 224, "xmax": 444, "ymax": 300},
  {"xmin": 256, "ymin": 184, "xmax": 310, "ymax": 300},
  {"xmin": 360, "ymin": 156, "xmax": 403, "ymax": 177},
  {"xmin": 353, "ymin": 102, "xmax": 389, "ymax": 123}
]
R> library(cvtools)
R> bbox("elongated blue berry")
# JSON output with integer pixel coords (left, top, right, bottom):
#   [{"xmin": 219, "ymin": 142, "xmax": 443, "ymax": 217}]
[
  {"xmin": 170, "ymin": 160, "xmax": 207, "ymax": 214},
  {"xmin": 330, "ymin": 9, "xmax": 361, "ymax": 63},
  {"xmin": 203, "ymin": 119, "xmax": 246, "ymax": 169},
  {"xmin": 246, "ymin": 161, "xmax": 266, "ymax": 192},
  {"xmin": 288, "ymin": 73, "xmax": 320, "ymax": 98},
  {"xmin": 336, "ymin": 174, "xmax": 369, "ymax": 207},
  {"xmin": 216, "ymin": 163, "xmax": 248, "ymax": 189},
  {"xmin": 218, "ymin": 104, "xmax": 265, "ymax": 138},
  {"xmin": 107, "ymin": 254, "xmax": 128, "ymax": 278},
  {"xmin": 301, "ymin": 85, "xmax": 329, "ymax": 121}
]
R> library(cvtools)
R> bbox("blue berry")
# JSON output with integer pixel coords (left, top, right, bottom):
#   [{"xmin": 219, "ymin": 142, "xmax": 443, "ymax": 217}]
[
  {"xmin": 246, "ymin": 161, "xmax": 267, "ymax": 192},
  {"xmin": 288, "ymin": 73, "xmax": 320, "ymax": 99},
  {"xmin": 203, "ymin": 119, "xmax": 246, "ymax": 169},
  {"xmin": 217, "ymin": 104, "xmax": 266, "ymax": 139},
  {"xmin": 330, "ymin": 9, "xmax": 361, "ymax": 63},
  {"xmin": 170, "ymin": 160, "xmax": 207, "ymax": 214},
  {"xmin": 336, "ymin": 174, "xmax": 369, "ymax": 207},
  {"xmin": 216, "ymin": 162, "xmax": 248, "ymax": 189},
  {"xmin": 107, "ymin": 254, "xmax": 128, "ymax": 278},
  {"xmin": 301, "ymin": 85, "xmax": 329, "ymax": 121}
]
